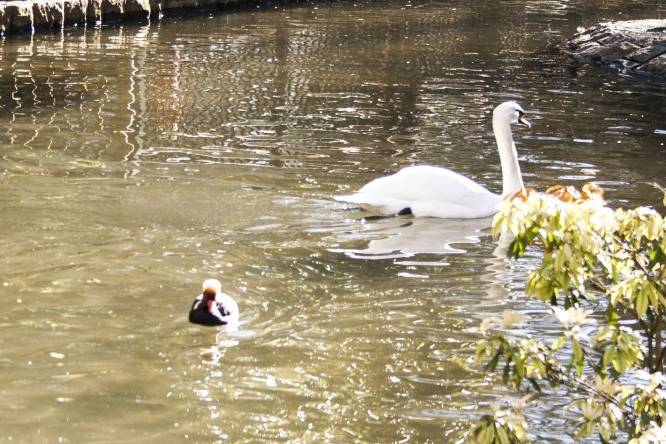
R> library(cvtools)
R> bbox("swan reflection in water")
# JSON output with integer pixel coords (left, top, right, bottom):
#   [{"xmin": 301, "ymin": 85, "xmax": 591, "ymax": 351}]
[
  {"xmin": 330, "ymin": 216, "xmax": 494, "ymax": 260},
  {"xmin": 328, "ymin": 214, "xmax": 513, "ymax": 303}
]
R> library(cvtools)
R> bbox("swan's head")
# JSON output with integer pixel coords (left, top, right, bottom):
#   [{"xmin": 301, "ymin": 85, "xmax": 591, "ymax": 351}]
[
  {"xmin": 202, "ymin": 278, "xmax": 222, "ymax": 302},
  {"xmin": 493, "ymin": 101, "xmax": 531, "ymax": 128}
]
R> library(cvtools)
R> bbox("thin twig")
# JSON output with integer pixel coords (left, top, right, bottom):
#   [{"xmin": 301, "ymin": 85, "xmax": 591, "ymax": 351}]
[
  {"xmin": 589, "ymin": 277, "xmax": 608, "ymax": 293},
  {"xmin": 655, "ymin": 318, "xmax": 663, "ymax": 373},
  {"xmin": 552, "ymin": 368, "xmax": 637, "ymax": 423}
]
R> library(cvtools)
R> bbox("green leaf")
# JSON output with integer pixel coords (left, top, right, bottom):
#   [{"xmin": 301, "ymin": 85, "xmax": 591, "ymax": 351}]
[
  {"xmin": 475, "ymin": 422, "xmax": 494, "ymax": 444},
  {"xmin": 603, "ymin": 348, "xmax": 614, "ymax": 369},
  {"xmin": 645, "ymin": 282, "xmax": 660, "ymax": 313},
  {"xmin": 511, "ymin": 237, "xmax": 526, "ymax": 258},
  {"xmin": 636, "ymin": 291, "xmax": 648, "ymax": 318},
  {"xmin": 572, "ymin": 338, "xmax": 584, "ymax": 363},
  {"xmin": 496, "ymin": 426, "xmax": 510, "ymax": 444},
  {"xmin": 528, "ymin": 377, "xmax": 541, "ymax": 393},
  {"xmin": 551, "ymin": 335, "xmax": 567, "ymax": 351},
  {"xmin": 575, "ymin": 420, "xmax": 595, "ymax": 440},
  {"xmin": 502, "ymin": 356, "xmax": 512, "ymax": 384},
  {"xmin": 487, "ymin": 349, "xmax": 501, "ymax": 372},
  {"xmin": 611, "ymin": 353, "xmax": 626, "ymax": 373},
  {"xmin": 476, "ymin": 341, "xmax": 488, "ymax": 364}
]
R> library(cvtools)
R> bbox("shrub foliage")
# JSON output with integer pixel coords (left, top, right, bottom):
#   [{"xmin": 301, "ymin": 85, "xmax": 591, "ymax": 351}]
[{"xmin": 470, "ymin": 185, "xmax": 666, "ymax": 443}]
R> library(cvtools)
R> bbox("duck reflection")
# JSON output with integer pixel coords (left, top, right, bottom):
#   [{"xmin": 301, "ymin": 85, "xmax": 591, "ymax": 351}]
[{"xmin": 331, "ymin": 216, "xmax": 493, "ymax": 259}]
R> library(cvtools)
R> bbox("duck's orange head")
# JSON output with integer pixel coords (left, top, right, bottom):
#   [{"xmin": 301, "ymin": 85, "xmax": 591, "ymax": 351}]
[{"xmin": 202, "ymin": 278, "xmax": 222, "ymax": 302}]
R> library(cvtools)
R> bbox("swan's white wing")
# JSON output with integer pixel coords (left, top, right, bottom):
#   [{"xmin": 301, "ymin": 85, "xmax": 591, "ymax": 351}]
[{"xmin": 335, "ymin": 165, "xmax": 501, "ymax": 218}]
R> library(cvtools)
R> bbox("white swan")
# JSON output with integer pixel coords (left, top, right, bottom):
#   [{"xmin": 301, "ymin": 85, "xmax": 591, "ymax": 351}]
[{"xmin": 334, "ymin": 101, "xmax": 531, "ymax": 219}]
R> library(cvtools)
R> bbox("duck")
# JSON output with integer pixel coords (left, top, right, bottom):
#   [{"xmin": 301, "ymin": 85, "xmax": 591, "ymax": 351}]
[
  {"xmin": 189, "ymin": 278, "xmax": 239, "ymax": 328},
  {"xmin": 334, "ymin": 101, "xmax": 531, "ymax": 219}
]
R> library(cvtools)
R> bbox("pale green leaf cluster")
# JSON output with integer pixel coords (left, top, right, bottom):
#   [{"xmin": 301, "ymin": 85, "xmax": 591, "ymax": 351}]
[
  {"xmin": 469, "ymin": 400, "xmax": 529, "ymax": 444},
  {"xmin": 468, "ymin": 188, "xmax": 666, "ymax": 443}
]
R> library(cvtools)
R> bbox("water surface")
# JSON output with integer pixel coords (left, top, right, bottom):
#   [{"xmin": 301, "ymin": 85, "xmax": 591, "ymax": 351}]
[{"xmin": 1, "ymin": 0, "xmax": 665, "ymax": 441}]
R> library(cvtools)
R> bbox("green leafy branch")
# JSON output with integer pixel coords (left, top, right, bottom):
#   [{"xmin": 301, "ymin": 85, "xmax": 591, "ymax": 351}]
[{"xmin": 467, "ymin": 186, "xmax": 666, "ymax": 443}]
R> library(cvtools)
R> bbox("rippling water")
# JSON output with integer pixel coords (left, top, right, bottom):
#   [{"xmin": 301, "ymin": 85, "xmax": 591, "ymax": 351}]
[{"xmin": 1, "ymin": 0, "xmax": 665, "ymax": 441}]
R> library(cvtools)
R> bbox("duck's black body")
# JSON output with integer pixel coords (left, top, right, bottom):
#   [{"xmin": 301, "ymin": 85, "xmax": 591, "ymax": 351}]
[{"xmin": 188, "ymin": 298, "xmax": 230, "ymax": 327}]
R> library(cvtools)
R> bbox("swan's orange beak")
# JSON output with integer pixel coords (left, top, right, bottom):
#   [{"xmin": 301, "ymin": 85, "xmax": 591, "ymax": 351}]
[{"xmin": 518, "ymin": 115, "xmax": 531, "ymax": 128}]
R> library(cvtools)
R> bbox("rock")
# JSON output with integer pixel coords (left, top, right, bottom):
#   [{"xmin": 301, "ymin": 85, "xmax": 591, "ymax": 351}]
[
  {"xmin": 100, "ymin": 0, "xmax": 123, "ymax": 20},
  {"xmin": 86, "ymin": 0, "xmax": 102, "ymax": 23},
  {"xmin": 0, "ymin": 3, "xmax": 17, "ymax": 33},
  {"xmin": 0, "ymin": 2, "xmax": 33, "ymax": 33},
  {"xmin": 32, "ymin": 1, "xmax": 63, "ymax": 29},
  {"xmin": 642, "ymin": 54, "xmax": 666, "ymax": 75},
  {"xmin": 124, "ymin": 0, "xmax": 150, "ymax": 19},
  {"xmin": 566, "ymin": 19, "xmax": 666, "ymax": 77},
  {"xmin": 626, "ymin": 44, "xmax": 666, "ymax": 63},
  {"xmin": 63, "ymin": 0, "xmax": 87, "ymax": 26}
]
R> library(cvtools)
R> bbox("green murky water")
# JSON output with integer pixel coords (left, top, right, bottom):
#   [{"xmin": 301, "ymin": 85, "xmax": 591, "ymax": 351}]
[{"xmin": 1, "ymin": 0, "xmax": 665, "ymax": 441}]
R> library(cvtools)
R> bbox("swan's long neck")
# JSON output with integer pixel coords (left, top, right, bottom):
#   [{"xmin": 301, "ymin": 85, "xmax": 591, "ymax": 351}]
[{"xmin": 493, "ymin": 115, "xmax": 523, "ymax": 198}]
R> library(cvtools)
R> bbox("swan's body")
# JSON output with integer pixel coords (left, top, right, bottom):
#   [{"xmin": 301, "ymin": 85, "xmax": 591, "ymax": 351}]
[
  {"xmin": 335, "ymin": 101, "xmax": 530, "ymax": 219},
  {"xmin": 337, "ymin": 165, "xmax": 502, "ymax": 218},
  {"xmin": 189, "ymin": 279, "xmax": 239, "ymax": 329}
]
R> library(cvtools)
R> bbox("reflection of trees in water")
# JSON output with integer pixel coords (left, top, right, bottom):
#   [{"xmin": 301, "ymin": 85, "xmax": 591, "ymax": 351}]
[
  {"xmin": 0, "ymin": 5, "xmax": 551, "ymax": 175},
  {"xmin": 0, "ymin": 30, "xmax": 142, "ymax": 175},
  {"xmin": 127, "ymin": 5, "xmax": 484, "ymax": 170},
  {"xmin": 1, "ymin": 0, "xmax": 663, "ymax": 177}
]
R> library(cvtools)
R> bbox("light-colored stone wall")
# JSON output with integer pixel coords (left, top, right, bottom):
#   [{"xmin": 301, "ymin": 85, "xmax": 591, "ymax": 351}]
[{"xmin": 0, "ymin": 0, "xmax": 246, "ymax": 34}]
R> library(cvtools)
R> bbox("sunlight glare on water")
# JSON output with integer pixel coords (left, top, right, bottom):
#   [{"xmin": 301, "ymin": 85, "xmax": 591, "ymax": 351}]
[{"xmin": 0, "ymin": 0, "xmax": 665, "ymax": 441}]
